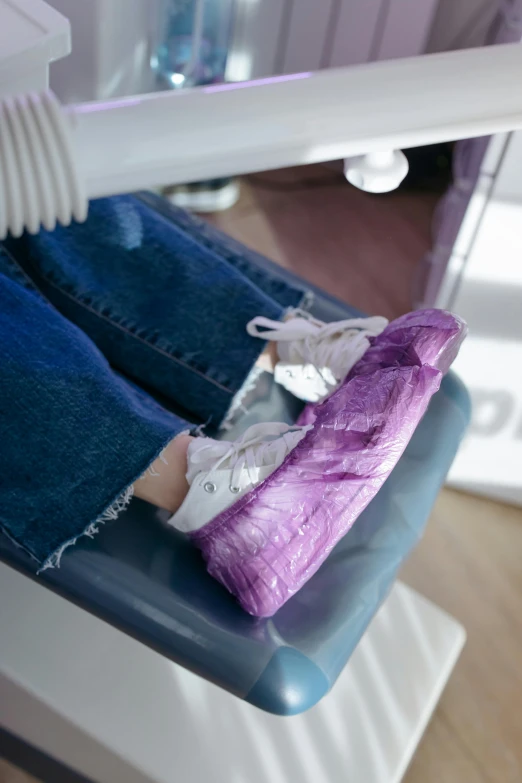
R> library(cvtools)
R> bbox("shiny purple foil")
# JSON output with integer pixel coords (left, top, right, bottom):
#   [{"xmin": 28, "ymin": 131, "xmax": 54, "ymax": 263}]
[{"xmin": 190, "ymin": 309, "xmax": 467, "ymax": 616}]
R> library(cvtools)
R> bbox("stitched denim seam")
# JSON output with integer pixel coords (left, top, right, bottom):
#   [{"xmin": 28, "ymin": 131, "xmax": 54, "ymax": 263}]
[
  {"xmin": 2, "ymin": 251, "xmax": 234, "ymax": 398},
  {"xmin": 13, "ymin": 255, "xmax": 235, "ymax": 396},
  {"xmin": 0, "ymin": 521, "xmax": 40, "ymax": 564},
  {"xmin": 140, "ymin": 198, "xmax": 306, "ymax": 298},
  {"xmin": 173, "ymin": 229, "xmax": 291, "ymax": 291},
  {"xmin": 21, "ymin": 266, "xmax": 236, "ymax": 396},
  {"xmin": 0, "ymin": 247, "xmax": 55, "ymax": 305}
]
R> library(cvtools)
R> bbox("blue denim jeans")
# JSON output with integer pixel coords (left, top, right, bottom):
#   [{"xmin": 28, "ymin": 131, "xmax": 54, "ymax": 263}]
[{"xmin": 0, "ymin": 195, "xmax": 308, "ymax": 569}]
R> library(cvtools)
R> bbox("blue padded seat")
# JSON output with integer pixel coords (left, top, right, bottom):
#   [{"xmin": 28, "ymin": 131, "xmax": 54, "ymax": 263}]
[{"xmin": 0, "ymin": 193, "xmax": 470, "ymax": 715}]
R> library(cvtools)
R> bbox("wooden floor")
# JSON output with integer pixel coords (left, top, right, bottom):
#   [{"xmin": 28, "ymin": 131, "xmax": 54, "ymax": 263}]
[
  {"xmin": 402, "ymin": 490, "xmax": 522, "ymax": 783},
  {"xmin": 208, "ymin": 165, "xmax": 438, "ymax": 320},
  {"xmin": 3, "ymin": 168, "xmax": 522, "ymax": 783},
  {"xmin": 0, "ymin": 761, "xmax": 38, "ymax": 783}
]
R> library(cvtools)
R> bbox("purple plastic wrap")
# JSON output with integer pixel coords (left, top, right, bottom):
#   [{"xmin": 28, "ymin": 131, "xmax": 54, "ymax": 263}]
[
  {"xmin": 299, "ymin": 308, "xmax": 466, "ymax": 428},
  {"xmin": 191, "ymin": 309, "xmax": 467, "ymax": 617}
]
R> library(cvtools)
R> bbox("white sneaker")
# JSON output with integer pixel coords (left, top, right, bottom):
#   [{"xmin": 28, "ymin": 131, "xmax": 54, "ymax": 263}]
[
  {"xmin": 247, "ymin": 309, "xmax": 389, "ymax": 403},
  {"xmin": 168, "ymin": 422, "xmax": 310, "ymax": 534}
]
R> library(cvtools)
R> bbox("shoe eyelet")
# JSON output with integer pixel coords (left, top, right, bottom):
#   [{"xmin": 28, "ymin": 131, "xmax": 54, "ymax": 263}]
[
  {"xmin": 230, "ymin": 486, "xmax": 241, "ymax": 494},
  {"xmin": 286, "ymin": 369, "xmax": 295, "ymax": 378},
  {"xmin": 204, "ymin": 481, "xmax": 217, "ymax": 494}
]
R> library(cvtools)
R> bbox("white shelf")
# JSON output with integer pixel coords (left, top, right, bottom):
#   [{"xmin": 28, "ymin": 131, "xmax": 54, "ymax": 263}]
[
  {"xmin": 0, "ymin": 0, "xmax": 69, "ymax": 96},
  {"xmin": 0, "ymin": 563, "xmax": 464, "ymax": 783}
]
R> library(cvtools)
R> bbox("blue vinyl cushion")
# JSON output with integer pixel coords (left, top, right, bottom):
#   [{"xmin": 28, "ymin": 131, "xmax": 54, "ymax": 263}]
[{"xmin": 0, "ymin": 195, "xmax": 470, "ymax": 715}]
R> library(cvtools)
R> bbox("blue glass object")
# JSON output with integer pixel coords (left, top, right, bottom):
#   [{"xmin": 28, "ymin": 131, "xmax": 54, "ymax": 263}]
[{"xmin": 152, "ymin": 0, "xmax": 235, "ymax": 90}]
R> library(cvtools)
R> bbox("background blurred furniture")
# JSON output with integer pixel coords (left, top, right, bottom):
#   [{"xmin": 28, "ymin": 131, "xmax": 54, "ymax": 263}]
[
  {"xmin": 419, "ymin": 0, "xmax": 522, "ymax": 505},
  {"xmin": 226, "ymin": 0, "xmax": 439, "ymax": 80},
  {"xmin": 45, "ymin": 0, "xmax": 441, "ymax": 102}
]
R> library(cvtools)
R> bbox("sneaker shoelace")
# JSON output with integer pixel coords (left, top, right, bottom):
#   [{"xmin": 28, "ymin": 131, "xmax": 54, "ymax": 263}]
[
  {"xmin": 247, "ymin": 311, "xmax": 389, "ymax": 382},
  {"xmin": 188, "ymin": 422, "xmax": 311, "ymax": 491}
]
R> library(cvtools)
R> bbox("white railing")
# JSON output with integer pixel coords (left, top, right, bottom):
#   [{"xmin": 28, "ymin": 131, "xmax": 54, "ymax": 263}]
[{"xmin": 2, "ymin": 43, "xmax": 522, "ymax": 237}]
